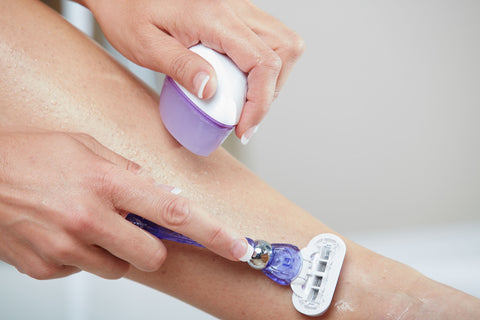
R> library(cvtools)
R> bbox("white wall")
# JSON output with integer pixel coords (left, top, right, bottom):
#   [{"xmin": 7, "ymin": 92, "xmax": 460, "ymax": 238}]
[{"xmin": 241, "ymin": 0, "xmax": 480, "ymax": 234}]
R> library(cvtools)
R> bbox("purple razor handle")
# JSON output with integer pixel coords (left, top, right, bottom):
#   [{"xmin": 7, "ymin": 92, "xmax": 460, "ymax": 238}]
[
  {"xmin": 126, "ymin": 213, "xmax": 203, "ymax": 247},
  {"xmin": 246, "ymin": 238, "xmax": 303, "ymax": 286},
  {"xmin": 126, "ymin": 213, "xmax": 346, "ymax": 316},
  {"xmin": 125, "ymin": 213, "xmax": 302, "ymax": 285}
]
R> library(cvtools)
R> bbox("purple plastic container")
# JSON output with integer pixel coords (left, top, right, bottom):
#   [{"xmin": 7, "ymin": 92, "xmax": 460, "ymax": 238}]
[
  {"xmin": 159, "ymin": 44, "xmax": 247, "ymax": 157},
  {"xmin": 159, "ymin": 76, "xmax": 235, "ymax": 156}
]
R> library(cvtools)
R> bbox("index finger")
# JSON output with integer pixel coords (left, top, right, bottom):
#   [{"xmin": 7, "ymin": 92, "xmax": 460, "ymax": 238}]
[{"xmin": 107, "ymin": 167, "xmax": 253, "ymax": 262}]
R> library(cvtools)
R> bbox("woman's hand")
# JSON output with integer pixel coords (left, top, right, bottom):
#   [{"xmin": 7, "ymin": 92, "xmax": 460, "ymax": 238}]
[
  {"xmin": 0, "ymin": 130, "xmax": 249, "ymax": 280},
  {"xmin": 80, "ymin": 0, "xmax": 305, "ymax": 143}
]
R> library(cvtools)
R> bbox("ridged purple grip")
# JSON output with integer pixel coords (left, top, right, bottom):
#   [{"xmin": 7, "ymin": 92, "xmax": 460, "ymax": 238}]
[{"xmin": 127, "ymin": 214, "xmax": 302, "ymax": 285}]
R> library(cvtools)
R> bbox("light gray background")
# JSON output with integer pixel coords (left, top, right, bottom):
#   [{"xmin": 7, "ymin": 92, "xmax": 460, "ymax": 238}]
[
  {"xmin": 237, "ymin": 0, "xmax": 480, "ymax": 234},
  {"xmin": 1, "ymin": 1, "xmax": 479, "ymax": 319}
]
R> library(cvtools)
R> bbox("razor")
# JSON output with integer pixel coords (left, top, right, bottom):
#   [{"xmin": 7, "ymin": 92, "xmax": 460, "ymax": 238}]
[{"xmin": 126, "ymin": 213, "xmax": 346, "ymax": 317}]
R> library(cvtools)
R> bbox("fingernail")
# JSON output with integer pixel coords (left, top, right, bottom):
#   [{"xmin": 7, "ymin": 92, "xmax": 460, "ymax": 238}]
[
  {"xmin": 155, "ymin": 183, "xmax": 182, "ymax": 194},
  {"xmin": 194, "ymin": 72, "xmax": 210, "ymax": 99},
  {"xmin": 240, "ymin": 126, "xmax": 259, "ymax": 145},
  {"xmin": 231, "ymin": 238, "xmax": 254, "ymax": 262},
  {"xmin": 135, "ymin": 166, "xmax": 145, "ymax": 175}
]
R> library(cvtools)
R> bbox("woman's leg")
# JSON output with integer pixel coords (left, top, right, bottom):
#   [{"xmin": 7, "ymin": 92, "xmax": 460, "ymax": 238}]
[{"xmin": 1, "ymin": 0, "xmax": 478, "ymax": 319}]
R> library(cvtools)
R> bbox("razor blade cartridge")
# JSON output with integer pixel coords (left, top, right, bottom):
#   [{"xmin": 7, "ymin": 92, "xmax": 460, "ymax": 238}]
[{"xmin": 290, "ymin": 234, "xmax": 346, "ymax": 316}]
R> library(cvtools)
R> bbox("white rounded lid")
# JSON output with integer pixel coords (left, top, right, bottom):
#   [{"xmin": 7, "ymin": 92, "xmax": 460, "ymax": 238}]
[{"xmin": 174, "ymin": 44, "xmax": 247, "ymax": 126}]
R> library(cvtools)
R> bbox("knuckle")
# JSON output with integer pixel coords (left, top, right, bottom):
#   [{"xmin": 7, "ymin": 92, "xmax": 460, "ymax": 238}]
[
  {"xmin": 132, "ymin": 46, "xmax": 152, "ymax": 69},
  {"xmin": 249, "ymin": 94, "xmax": 273, "ymax": 116},
  {"xmin": 143, "ymin": 250, "xmax": 167, "ymax": 272},
  {"xmin": 259, "ymin": 98, "xmax": 272, "ymax": 114},
  {"xmin": 128, "ymin": 30, "xmax": 159, "ymax": 69},
  {"xmin": 259, "ymin": 51, "xmax": 283, "ymax": 72},
  {"xmin": 205, "ymin": 225, "xmax": 227, "ymax": 248},
  {"xmin": 284, "ymin": 31, "xmax": 306, "ymax": 60},
  {"xmin": 49, "ymin": 241, "xmax": 76, "ymax": 263},
  {"xmin": 161, "ymin": 196, "xmax": 192, "ymax": 228},
  {"xmin": 76, "ymin": 213, "xmax": 96, "ymax": 233},
  {"xmin": 168, "ymin": 51, "xmax": 194, "ymax": 82},
  {"xmin": 27, "ymin": 263, "xmax": 62, "ymax": 280},
  {"xmin": 66, "ymin": 207, "xmax": 96, "ymax": 234},
  {"xmin": 93, "ymin": 164, "xmax": 118, "ymax": 197}
]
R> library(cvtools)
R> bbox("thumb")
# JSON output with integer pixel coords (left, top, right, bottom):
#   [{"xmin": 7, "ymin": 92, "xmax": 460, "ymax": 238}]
[
  {"xmin": 141, "ymin": 30, "xmax": 218, "ymax": 100},
  {"xmin": 69, "ymin": 133, "xmax": 143, "ymax": 175}
]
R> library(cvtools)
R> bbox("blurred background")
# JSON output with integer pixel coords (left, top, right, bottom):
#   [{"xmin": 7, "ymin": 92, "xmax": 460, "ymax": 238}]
[{"xmin": 1, "ymin": 0, "xmax": 479, "ymax": 319}]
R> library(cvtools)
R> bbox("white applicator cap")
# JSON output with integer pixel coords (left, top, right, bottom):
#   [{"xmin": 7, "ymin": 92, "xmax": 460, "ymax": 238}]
[{"xmin": 158, "ymin": 44, "xmax": 247, "ymax": 157}]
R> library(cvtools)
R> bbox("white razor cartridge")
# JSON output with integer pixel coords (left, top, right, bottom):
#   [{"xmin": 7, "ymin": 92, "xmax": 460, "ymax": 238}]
[{"xmin": 290, "ymin": 234, "xmax": 346, "ymax": 316}]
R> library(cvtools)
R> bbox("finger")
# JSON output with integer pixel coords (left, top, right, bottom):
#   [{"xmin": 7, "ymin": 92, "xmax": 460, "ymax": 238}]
[
  {"xmin": 81, "ymin": 208, "xmax": 168, "ymax": 273},
  {"xmin": 34, "ymin": 229, "xmax": 131, "ymax": 279},
  {"xmin": 224, "ymin": 0, "xmax": 305, "ymax": 97},
  {"xmin": 12, "ymin": 240, "xmax": 80, "ymax": 280},
  {"xmin": 253, "ymin": 31, "xmax": 305, "ymax": 99},
  {"xmin": 69, "ymin": 244, "xmax": 131, "ymax": 280},
  {"xmin": 200, "ymin": 16, "xmax": 282, "ymax": 139},
  {"xmin": 106, "ymin": 167, "xmax": 250, "ymax": 262},
  {"xmin": 9, "ymin": 221, "xmax": 81, "ymax": 279},
  {"xmin": 23, "ymin": 225, "xmax": 128, "ymax": 279},
  {"xmin": 134, "ymin": 25, "xmax": 218, "ymax": 100},
  {"xmin": 68, "ymin": 132, "xmax": 144, "ymax": 175}
]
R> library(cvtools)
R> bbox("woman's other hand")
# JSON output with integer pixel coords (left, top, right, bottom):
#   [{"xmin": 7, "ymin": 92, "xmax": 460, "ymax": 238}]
[{"xmin": 80, "ymin": 0, "xmax": 305, "ymax": 143}]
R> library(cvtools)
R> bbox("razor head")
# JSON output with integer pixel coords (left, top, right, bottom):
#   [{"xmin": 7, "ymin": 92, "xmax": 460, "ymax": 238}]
[
  {"xmin": 290, "ymin": 233, "xmax": 346, "ymax": 317},
  {"xmin": 261, "ymin": 242, "xmax": 303, "ymax": 285}
]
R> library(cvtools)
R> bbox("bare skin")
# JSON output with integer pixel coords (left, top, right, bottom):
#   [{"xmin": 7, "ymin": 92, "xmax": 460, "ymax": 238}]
[{"xmin": 0, "ymin": 0, "xmax": 479, "ymax": 319}]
